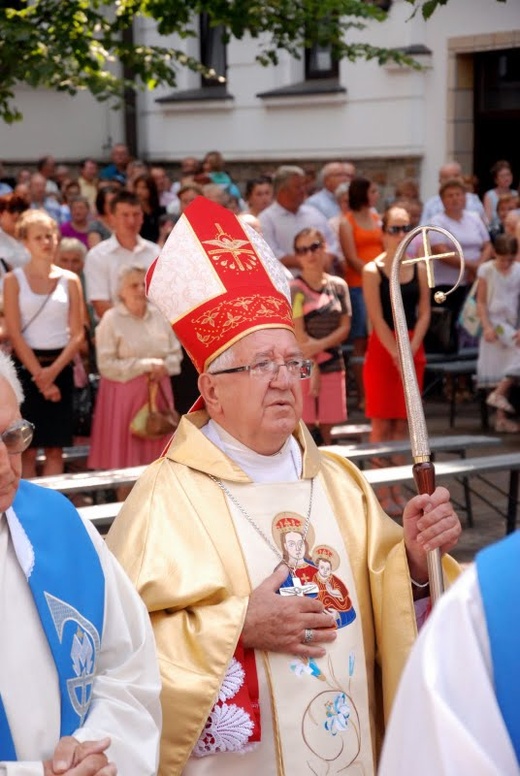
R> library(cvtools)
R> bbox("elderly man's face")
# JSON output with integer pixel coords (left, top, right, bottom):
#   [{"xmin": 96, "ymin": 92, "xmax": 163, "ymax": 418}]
[
  {"xmin": 0, "ymin": 379, "xmax": 23, "ymax": 513},
  {"xmin": 202, "ymin": 329, "xmax": 304, "ymax": 455},
  {"xmin": 280, "ymin": 175, "xmax": 306, "ymax": 212}
]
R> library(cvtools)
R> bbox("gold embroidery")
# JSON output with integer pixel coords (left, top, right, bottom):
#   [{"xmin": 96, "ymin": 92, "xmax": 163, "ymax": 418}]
[
  {"xmin": 192, "ymin": 295, "xmax": 292, "ymax": 347},
  {"xmin": 202, "ymin": 223, "xmax": 258, "ymax": 272}
]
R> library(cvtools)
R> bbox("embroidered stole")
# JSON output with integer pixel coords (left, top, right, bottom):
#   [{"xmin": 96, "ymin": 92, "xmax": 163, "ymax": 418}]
[
  {"xmin": 0, "ymin": 481, "xmax": 105, "ymax": 760},
  {"xmin": 220, "ymin": 476, "xmax": 373, "ymax": 775},
  {"xmin": 476, "ymin": 531, "xmax": 520, "ymax": 765}
]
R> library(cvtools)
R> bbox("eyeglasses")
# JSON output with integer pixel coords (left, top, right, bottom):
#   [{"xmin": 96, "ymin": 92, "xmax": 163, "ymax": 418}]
[
  {"xmin": 210, "ymin": 358, "xmax": 313, "ymax": 380},
  {"xmin": 385, "ymin": 224, "xmax": 413, "ymax": 235},
  {"xmin": 294, "ymin": 241, "xmax": 323, "ymax": 256},
  {"xmin": 0, "ymin": 419, "xmax": 35, "ymax": 454}
]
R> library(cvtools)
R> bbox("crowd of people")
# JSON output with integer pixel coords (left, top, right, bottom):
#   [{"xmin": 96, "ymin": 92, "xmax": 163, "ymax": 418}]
[
  {"xmin": 0, "ymin": 146, "xmax": 518, "ymax": 483},
  {"xmin": 0, "ymin": 157, "xmax": 517, "ymax": 774}
]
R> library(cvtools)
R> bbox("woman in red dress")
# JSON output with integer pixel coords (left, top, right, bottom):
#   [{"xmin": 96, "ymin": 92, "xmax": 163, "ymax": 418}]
[{"xmin": 362, "ymin": 205, "xmax": 430, "ymax": 515}]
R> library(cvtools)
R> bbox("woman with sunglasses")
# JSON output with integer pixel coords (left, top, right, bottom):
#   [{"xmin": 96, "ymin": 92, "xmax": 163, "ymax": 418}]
[
  {"xmin": 362, "ymin": 205, "xmax": 430, "ymax": 515},
  {"xmin": 290, "ymin": 228, "xmax": 351, "ymax": 445}
]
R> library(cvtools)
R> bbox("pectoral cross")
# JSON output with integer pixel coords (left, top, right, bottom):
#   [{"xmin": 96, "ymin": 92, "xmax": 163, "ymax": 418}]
[{"xmin": 279, "ymin": 575, "xmax": 319, "ymax": 597}]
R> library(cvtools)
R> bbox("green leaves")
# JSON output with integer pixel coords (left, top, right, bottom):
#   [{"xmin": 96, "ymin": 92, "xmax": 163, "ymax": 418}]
[
  {"xmin": 404, "ymin": 0, "xmax": 505, "ymax": 20},
  {"xmin": 0, "ymin": 0, "xmax": 507, "ymax": 122}
]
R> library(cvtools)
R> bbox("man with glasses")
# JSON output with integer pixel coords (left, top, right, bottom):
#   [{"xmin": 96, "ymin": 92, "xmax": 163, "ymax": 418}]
[
  {"xmin": 107, "ymin": 197, "xmax": 461, "ymax": 776},
  {"xmin": 0, "ymin": 351, "xmax": 161, "ymax": 773}
]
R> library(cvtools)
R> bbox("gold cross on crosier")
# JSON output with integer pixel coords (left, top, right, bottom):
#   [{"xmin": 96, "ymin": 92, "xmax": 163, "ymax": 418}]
[{"xmin": 401, "ymin": 226, "xmax": 460, "ymax": 294}]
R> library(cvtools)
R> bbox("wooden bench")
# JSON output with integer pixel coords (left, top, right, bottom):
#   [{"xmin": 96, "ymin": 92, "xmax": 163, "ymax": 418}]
[
  {"xmin": 426, "ymin": 347, "xmax": 478, "ymax": 365},
  {"xmin": 78, "ymin": 501, "xmax": 123, "ymax": 533},
  {"xmin": 35, "ymin": 445, "xmax": 90, "ymax": 466},
  {"xmin": 359, "ymin": 452, "xmax": 520, "ymax": 534},
  {"xmin": 424, "ymin": 360, "xmax": 478, "ymax": 427},
  {"xmin": 78, "ymin": 451, "xmax": 520, "ymax": 537},
  {"xmin": 321, "ymin": 434, "xmax": 501, "ymax": 468},
  {"xmin": 323, "ymin": 435, "xmax": 502, "ymax": 528},
  {"xmin": 330, "ymin": 423, "xmax": 373, "ymax": 443},
  {"xmin": 30, "ymin": 465, "xmax": 147, "ymax": 498}
]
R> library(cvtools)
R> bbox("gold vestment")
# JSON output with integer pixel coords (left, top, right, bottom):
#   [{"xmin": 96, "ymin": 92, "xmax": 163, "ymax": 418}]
[{"xmin": 107, "ymin": 411, "xmax": 459, "ymax": 774}]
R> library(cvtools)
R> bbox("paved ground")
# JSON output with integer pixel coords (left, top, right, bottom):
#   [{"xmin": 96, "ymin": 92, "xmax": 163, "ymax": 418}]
[{"xmin": 346, "ymin": 391, "xmax": 519, "ymax": 564}]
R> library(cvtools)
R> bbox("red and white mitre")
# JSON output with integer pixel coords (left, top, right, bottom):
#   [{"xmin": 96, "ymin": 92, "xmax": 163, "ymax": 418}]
[{"xmin": 146, "ymin": 197, "xmax": 294, "ymax": 374}]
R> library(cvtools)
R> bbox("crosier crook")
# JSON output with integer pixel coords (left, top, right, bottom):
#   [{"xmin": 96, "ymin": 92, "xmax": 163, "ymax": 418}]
[{"xmin": 389, "ymin": 225, "xmax": 465, "ymax": 605}]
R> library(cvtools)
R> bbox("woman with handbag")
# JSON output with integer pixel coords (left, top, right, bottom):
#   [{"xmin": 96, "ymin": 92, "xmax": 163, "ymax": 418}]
[
  {"xmin": 88, "ymin": 264, "xmax": 182, "ymax": 496},
  {"xmin": 3, "ymin": 209, "xmax": 85, "ymax": 476}
]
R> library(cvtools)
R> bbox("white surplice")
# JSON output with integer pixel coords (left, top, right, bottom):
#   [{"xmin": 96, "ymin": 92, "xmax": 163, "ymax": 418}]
[
  {"xmin": 0, "ymin": 510, "xmax": 162, "ymax": 776},
  {"xmin": 378, "ymin": 566, "xmax": 518, "ymax": 776}
]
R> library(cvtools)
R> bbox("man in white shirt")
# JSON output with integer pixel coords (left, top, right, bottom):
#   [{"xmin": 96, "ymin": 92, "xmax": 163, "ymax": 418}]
[
  {"xmin": 0, "ymin": 351, "xmax": 161, "ymax": 774},
  {"xmin": 84, "ymin": 190, "xmax": 159, "ymax": 320},
  {"xmin": 421, "ymin": 161, "xmax": 486, "ymax": 225},
  {"xmin": 259, "ymin": 165, "xmax": 341, "ymax": 274},
  {"xmin": 306, "ymin": 161, "xmax": 355, "ymax": 220}
]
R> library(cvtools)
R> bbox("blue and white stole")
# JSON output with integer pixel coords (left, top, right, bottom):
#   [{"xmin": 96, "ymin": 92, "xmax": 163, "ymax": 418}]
[
  {"xmin": 476, "ymin": 530, "xmax": 520, "ymax": 766},
  {"xmin": 0, "ymin": 481, "xmax": 105, "ymax": 761}
]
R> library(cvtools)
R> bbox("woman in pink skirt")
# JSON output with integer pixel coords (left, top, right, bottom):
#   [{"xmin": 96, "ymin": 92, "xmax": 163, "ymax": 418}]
[
  {"xmin": 290, "ymin": 228, "xmax": 351, "ymax": 445},
  {"xmin": 88, "ymin": 264, "xmax": 182, "ymax": 497}
]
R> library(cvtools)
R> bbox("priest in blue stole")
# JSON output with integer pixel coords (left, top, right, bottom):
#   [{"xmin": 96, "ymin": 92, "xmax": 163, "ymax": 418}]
[
  {"xmin": 0, "ymin": 351, "xmax": 161, "ymax": 774},
  {"xmin": 379, "ymin": 531, "xmax": 520, "ymax": 775}
]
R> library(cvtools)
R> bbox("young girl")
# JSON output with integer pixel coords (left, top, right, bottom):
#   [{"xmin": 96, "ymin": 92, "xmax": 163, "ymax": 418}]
[
  {"xmin": 3, "ymin": 210, "xmax": 84, "ymax": 475},
  {"xmin": 477, "ymin": 234, "xmax": 520, "ymax": 433}
]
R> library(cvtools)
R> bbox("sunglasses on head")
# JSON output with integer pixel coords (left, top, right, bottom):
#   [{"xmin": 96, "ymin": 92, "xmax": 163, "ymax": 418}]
[
  {"xmin": 1, "ymin": 419, "xmax": 34, "ymax": 455},
  {"xmin": 295, "ymin": 241, "xmax": 323, "ymax": 256},
  {"xmin": 386, "ymin": 224, "xmax": 413, "ymax": 235}
]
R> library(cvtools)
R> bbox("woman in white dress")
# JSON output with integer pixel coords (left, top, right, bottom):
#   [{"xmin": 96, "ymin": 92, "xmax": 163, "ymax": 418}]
[{"xmin": 476, "ymin": 234, "xmax": 520, "ymax": 432}]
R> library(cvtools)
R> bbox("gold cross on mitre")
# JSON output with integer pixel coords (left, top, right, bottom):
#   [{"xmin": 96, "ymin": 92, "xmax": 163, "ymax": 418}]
[
  {"xmin": 202, "ymin": 223, "xmax": 258, "ymax": 271},
  {"xmin": 401, "ymin": 226, "xmax": 464, "ymax": 302}
]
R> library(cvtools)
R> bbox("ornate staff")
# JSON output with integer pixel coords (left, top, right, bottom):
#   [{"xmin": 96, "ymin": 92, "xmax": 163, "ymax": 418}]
[{"xmin": 389, "ymin": 225, "xmax": 465, "ymax": 605}]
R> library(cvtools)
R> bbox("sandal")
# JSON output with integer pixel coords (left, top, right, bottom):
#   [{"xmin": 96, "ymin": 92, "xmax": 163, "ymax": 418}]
[
  {"xmin": 495, "ymin": 417, "xmax": 520, "ymax": 433},
  {"xmin": 486, "ymin": 390, "xmax": 515, "ymax": 414}
]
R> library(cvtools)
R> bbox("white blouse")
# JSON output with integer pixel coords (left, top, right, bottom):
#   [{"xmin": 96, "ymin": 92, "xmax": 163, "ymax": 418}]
[{"xmin": 95, "ymin": 302, "xmax": 183, "ymax": 382}]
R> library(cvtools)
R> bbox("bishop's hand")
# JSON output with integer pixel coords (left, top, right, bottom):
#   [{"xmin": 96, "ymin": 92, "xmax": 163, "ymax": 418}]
[
  {"xmin": 402, "ymin": 486, "xmax": 461, "ymax": 584},
  {"xmin": 241, "ymin": 563, "xmax": 337, "ymax": 658}
]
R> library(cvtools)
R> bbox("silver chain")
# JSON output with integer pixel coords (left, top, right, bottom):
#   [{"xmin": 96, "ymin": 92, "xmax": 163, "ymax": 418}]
[{"xmin": 208, "ymin": 475, "xmax": 314, "ymax": 575}]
